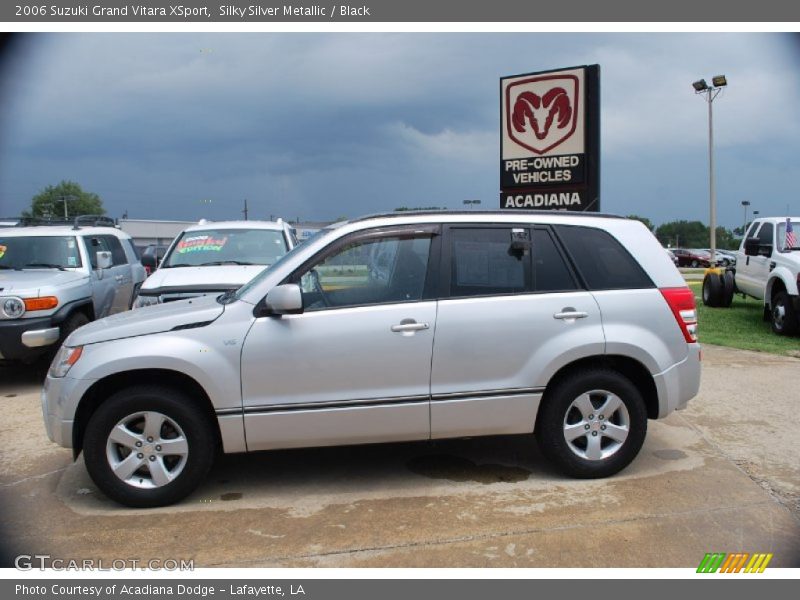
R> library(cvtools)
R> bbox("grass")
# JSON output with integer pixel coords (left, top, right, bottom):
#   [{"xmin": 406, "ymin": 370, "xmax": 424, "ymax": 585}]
[{"xmin": 688, "ymin": 280, "xmax": 800, "ymax": 356}]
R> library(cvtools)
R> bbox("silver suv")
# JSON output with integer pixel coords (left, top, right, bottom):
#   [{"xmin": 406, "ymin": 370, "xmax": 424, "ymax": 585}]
[
  {"xmin": 41, "ymin": 211, "xmax": 701, "ymax": 507},
  {"xmin": 0, "ymin": 217, "xmax": 146, "ymax": 363}
]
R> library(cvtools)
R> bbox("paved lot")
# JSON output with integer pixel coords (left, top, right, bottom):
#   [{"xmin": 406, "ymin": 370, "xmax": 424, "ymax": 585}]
[{"xmin": 1, "ymin": 345, "xmax": 799, "ymax": 568}]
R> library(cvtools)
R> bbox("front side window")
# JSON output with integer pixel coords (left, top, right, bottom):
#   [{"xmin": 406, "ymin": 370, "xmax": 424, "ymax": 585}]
[
  {"xmin": 756, "ymin": 222, "xmax": 774, "ymax": 246},
  {"xmin": 296, "ymin": 234, "xmax": 432, "ymax": 311},
  {"xmin": 163, "ymin": 228, "xmax": 289, "ymax": 268},
  {"xmin": 0, "ymin": 235, "xmax": 82, "ymax": 269}
]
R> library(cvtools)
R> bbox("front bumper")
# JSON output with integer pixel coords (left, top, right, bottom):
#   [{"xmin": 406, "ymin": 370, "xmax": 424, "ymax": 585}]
[
  {"xmin": 41, "ymin": 372, "xmax": 96, "ymax": 448},
  {"xmin": 0, "ymin": 315, "xmax": 60, "ymax": 362}
]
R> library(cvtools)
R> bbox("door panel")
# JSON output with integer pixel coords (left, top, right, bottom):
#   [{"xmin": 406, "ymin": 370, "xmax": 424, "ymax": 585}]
[
  {"xmin": 430, "ymin": 225, "xmax": 604, "ymax": 438},
  {"xmin": 241, "ymin": 227, "xmax": 439, "ymax": 453},
  {"xmin": 241, "ymin": 302, "xmax": 436, "ymax": 451}
]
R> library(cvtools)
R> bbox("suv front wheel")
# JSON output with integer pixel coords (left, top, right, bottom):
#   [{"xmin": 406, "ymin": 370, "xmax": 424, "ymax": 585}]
[
  {"xmin": 536, "ymin": 369, "xmax": 647, "ymax": 478},
  {"xmin": 83, "ymin": 385, "xmax": 216, "ymax": 507}
]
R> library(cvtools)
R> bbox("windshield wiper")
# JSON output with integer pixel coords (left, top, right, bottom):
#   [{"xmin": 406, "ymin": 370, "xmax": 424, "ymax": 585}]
[
  {"xmin": 23, "ymin": 263, "xmax": 66, "ymax": 271},
  {"xmin": 0, "ymin": 265, "xmax": 20, "ymax": 270},
  {"xmin": 163, "ymin": 263, "xmax": 193, "ymax": 268},
  {"xmin": 199, "ymin": 260, "xmax": 255, "ymax": 266},
  {"xmin": 217, "ymin": 289, "xmax": 237, "ymax": 305}
]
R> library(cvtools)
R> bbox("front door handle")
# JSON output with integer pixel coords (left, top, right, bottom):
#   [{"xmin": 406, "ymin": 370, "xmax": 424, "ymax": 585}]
[
  {"xmin": 391, "ymin": 320, "xmax": 430, "ymax": 333},
  {"xmin": 554, "ymin": 310, "xmax": 588, "ymax": 320}
]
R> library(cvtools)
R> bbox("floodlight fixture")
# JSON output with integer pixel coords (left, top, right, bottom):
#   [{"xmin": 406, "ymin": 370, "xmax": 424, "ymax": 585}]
[
  {"xmin": 692, "ymin": 79, "xmax": 708, "ymax": 92},
  {"xmin": 711, "ymin": 75, "xmax": 727, "ymax": 87}
]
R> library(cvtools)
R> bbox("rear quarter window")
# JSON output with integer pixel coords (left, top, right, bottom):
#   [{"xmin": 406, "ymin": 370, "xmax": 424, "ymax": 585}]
[{"xmin": 554, "ymin": 225, "xmax": 654, "ymax": 290}]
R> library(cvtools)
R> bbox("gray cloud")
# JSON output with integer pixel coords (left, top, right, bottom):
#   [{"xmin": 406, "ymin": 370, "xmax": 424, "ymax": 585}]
[{"xmin": 1, "ymin": 33, "xmax": 798, "ymax": 227}]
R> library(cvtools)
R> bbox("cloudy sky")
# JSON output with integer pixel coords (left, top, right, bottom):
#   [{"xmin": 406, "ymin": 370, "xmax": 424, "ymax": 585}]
[{"xmin": 0, "ymin": 33, "xmax": 798, "ymax": 229}]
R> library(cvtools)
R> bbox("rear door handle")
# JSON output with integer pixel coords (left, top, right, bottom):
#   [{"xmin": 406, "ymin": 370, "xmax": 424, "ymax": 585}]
[
  {"xmin": 554, "ymin": 310, "xmax": 588, "ymax": 320},
  {"xmin": 391, "ymin": 320, "xmax": 430, "ymax": 333}
]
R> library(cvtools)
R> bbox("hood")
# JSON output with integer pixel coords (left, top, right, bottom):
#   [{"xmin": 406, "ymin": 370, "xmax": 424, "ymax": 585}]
[
  {"xmin": 68, "ymin": 294, "xmax": 224, "ymax": 346},
  {"xmin": 141, "ymin": 265, "xmax": 268, "ymax": 292},
  {"xmin": 0, "ymin": 269, "xmax": 86, "ymax": 294}
]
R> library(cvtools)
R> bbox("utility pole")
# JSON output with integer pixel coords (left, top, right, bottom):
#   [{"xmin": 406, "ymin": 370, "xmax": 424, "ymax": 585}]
[
  {"xmin": 242, "ymin": 198, "xmax": 249, "ymax": 221},
  {"xmin": 57, "ymin": 194, "xmax": 77, "ymax": 219}
]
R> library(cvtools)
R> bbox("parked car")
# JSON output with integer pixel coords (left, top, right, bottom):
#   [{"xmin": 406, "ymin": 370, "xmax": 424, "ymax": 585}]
[
  {"xmin": 139, "ymin": 244, "xmax": 168, "ymax": 276},
  {"xmin": 700, "ymin": 248, "xmax": 736, "ymax": 267},
  {"xmin": 42, "ymin": 211, "xmax": 701, "ymax": 507},
  {"xmin": 671, "ymin": 248, "xmax": 718, "ymax": 268},
  {"xmin": 664, "ymin": 248, "xmax": 678, "ymax": 266},
  {"xmin": 0, "ymin": 216, "xmax": 146, "ymax": 363},
  {"xmin": 133, "ymin": 220, "xmax": 295, "ymax": 308},
  {"xmin": 703, "ymin": 216, "xmax": 799, "ymax": 335}
]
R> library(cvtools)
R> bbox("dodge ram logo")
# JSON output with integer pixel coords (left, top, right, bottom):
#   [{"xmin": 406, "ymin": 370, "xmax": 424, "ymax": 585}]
[{"xmin": 506, "ymin": 74, "xmax": 579, "ymax": 155}]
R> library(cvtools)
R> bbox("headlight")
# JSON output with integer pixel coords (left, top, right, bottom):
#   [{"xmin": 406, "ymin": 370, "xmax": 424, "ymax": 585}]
[
  {"xmin": 2, "ymin": 297, "xmax": 25, "ymax": 318},
  {"xmin": 49, "ymin": 345, "xmax": 83, "ymax": 378},
  {"xmin": 133, "ymin": 294, "xmax": 161, "ymax": 309}
]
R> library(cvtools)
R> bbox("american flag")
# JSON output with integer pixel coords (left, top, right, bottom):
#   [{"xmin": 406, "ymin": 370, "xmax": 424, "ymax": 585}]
[{"xmin": 786, "ymin": 218, "xmax": 797, "ymax": 250}]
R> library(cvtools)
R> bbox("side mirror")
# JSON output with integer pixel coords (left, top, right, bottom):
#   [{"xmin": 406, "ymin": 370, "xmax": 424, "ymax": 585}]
[
  {"xmin": 265, "ymin": 284, "xmax": 303, "ymax": 315},
  {"xmin": 96, "ymin": 251, "xmax": 113, "ymax": 270},
  {"xmin": 743, "ymin": 238, "xmax": 760, "ymax": 257}
]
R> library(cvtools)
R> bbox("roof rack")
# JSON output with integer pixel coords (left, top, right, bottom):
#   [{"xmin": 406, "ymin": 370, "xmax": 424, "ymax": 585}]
[
  {"xmin": 15, "ymin": 214, "xmax": 117, "ymax": 229},
  {"xmin": 72, "ymin": 215, "xmax": 116, "ymax": 230}
]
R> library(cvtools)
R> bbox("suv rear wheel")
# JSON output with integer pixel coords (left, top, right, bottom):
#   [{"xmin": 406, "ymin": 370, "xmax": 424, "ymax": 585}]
[
  {"xmin": 83, "ymin": 385, "xmax": 216, "ymax": 507},
  {"xmin": 537, "ymin": 369, "xmax": 647, "ymax": 478}
]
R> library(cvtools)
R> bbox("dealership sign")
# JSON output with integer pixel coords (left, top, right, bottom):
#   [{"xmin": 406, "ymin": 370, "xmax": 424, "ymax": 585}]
[{"xmin": 500, "ymin": 65, "xmax": 600, "ymax": 211}]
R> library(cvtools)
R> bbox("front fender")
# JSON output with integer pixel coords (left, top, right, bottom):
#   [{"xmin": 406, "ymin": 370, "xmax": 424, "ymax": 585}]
[
  {"xmin": 68, "ymin": 329, "xmax": 243, "ymax": 412},
  {"xmin": 767, "ymin": 269, "xmax": 799, "ymax": 303}
]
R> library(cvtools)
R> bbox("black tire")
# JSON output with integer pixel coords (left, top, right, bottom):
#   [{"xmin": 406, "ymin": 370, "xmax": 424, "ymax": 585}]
[
  {"xmin": 60, "ymin": 311, "xmax": 89, "ymax": 343},
  {"xmin": 770, "ymin": 291, "xmax": 799, "ymax": 336},
  {"xmin": 721, "ymin": 271, "xmax": 735, "ymax": 308},
  {"xmin": 83, "ymin": 385, "xmax": 217, "ymax": 507},
  {"xmin": 129, "ymin": 283, "xmax": 142, "ymax": 309},
  {"xmin": 536, "ymin": 369, "xmax": 648, "ymax": 479},
  {"xmin": 702, "ymin": 273, "xmax": 723, "ymax": 307}
]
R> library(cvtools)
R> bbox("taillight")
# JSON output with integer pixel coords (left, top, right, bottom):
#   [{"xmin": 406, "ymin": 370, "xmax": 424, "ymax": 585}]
[
  {"xmin": 660, "ymin": 287, "xmax": 698, "ymax": 343},
  {"xmin": 144, "ymin": 266, "xmax": 152, "ymax": 275}
]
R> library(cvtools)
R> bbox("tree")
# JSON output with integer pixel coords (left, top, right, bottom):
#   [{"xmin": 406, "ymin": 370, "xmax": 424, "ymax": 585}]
[
  {"xmin": 654, "ymin": 220, "xmax": 738, "ymax": 250},
  {"xmin": 655, "ymin": 220, "xmax": 709, "ymax": 248},
  {"xmin": 22, "ymin": 181, "xmax": 105, "ymax": 219}
]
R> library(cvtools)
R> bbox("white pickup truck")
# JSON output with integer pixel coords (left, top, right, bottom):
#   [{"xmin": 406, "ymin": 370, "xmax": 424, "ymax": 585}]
[{"xmin": 702, "ymin": 216, "xmax": 799, "ymax": 336}]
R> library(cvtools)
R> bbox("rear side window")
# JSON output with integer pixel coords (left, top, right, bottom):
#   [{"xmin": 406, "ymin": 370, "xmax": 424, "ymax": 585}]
[
  {"xmin": 533, "ymin": 228, "xmax": 577, "ymax": 292},
  {"xmin": 555, "ymin": 225, "xmax": 653, "ymax": 290},
  {"xmin": 449, "ymin": 228, "xmax": 530, "ymax": 297}
]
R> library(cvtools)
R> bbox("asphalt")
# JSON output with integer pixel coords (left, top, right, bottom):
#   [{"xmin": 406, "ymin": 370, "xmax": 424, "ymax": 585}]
[{"xmin": 1, "ymin": 345, "xmax": 798, "ymax": 568}]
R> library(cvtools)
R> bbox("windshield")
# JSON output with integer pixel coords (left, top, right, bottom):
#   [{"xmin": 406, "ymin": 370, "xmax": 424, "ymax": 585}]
[
  {"xmin": 777, "ymin": 221, "xmax": 799, "ymax": 251},
  {"xmin": 162, "ymin": 228, "xmax": 289, "ymax": 268},
  {"xmin": 233, "ymin": 226, "xmax": 340, "ymax": 300},
  {"xmin": 0, "ymin": 235, "xmax": 82, "ymax": 269}
]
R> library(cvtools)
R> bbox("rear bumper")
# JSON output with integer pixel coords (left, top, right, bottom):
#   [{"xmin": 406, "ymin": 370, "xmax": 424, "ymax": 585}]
[{"xmin": 653, "ymin": 344, "xmax": 702, "ymax": 418}]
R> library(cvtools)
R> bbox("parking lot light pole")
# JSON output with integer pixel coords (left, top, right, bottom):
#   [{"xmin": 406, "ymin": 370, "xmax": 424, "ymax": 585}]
[{"xmin": 693, "ymin": 75, "xmax": 727, "ymax": 265}]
